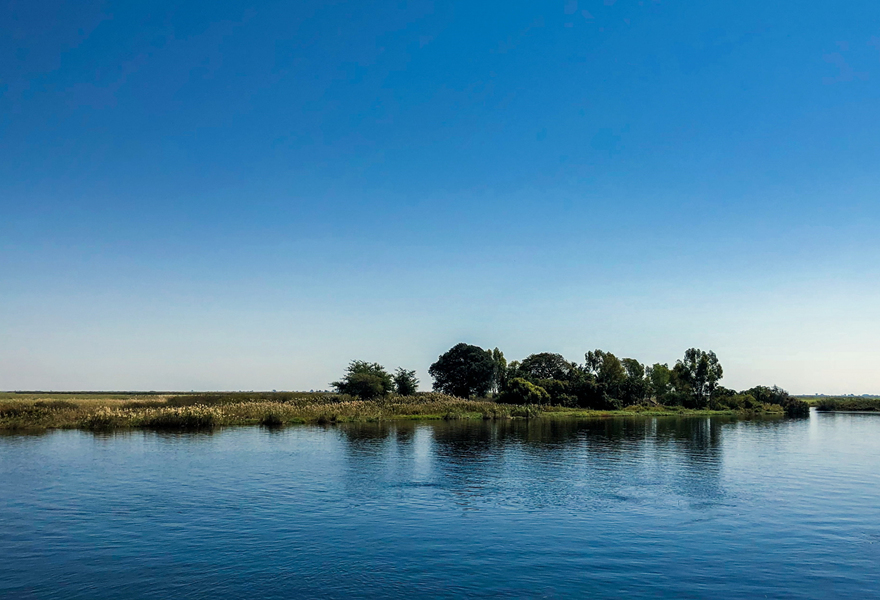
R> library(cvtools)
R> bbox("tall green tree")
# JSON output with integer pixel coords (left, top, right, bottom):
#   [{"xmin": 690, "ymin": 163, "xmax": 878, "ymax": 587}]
[
  {"xmin": 620, "ymin": 358, "xmax": 649, "ymax": 406},
  {"xmin": 672, "ymin": 348, "xmax": 723, "ymax": 408},
  {"xmin": 331, "ymin": 361, "xmax": 394, "ymax": 399},
  {"xmin": 393, "ymin": 368, "xmax": 419, "ymax": 396},
  {"xmin": 519, "ymin": 352, "xmax": 576, "ymax": 381},
  {"xmin": 429, "ymin": 343, "xmax": 496, "ymax": 398},
  {"xmin": 584, "ymin": 349, "xmax": 627, "ymax": 404},
  {"xmin": 646, "ymin": 363, "xmax": 674, "ymax": 404},
  {"xmin": 490, "ymin": 347, "xmax": 507, "ymax": 394}
]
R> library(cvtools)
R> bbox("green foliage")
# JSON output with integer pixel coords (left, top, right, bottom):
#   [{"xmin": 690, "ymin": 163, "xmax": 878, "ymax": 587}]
[
  {"xmin": 392, "ymin": 368, "xmax": 419, "ymax": 396},
  {"xmin": 672, "ymin": 348, "xmax": 723, "ymax": 408},
  {"xmin": 620, "ymin": 358, "xmax": 650, "ymax": 406},
  {"xmin": 534, "ymin": 378, "xmax": 577, "ymax": 407},
  {"xmin": 260, "ymin": 412, "xmax": 285, "ymax": 427},
  {"xmin": 581, "ymin": 349, "xmax": 627, "ymax": 408},
  {"xmin": 0, "ymin": 345, "xmax": 809, "ymax": 430},
  {"xmin": 816, "ymin": 397, "xmax": 880, "ymax": 412},
  {"xmin": 331, "ymin": 361, "xmax": 393, "ymax": 399},
  {"xmin": 783, "ymin": 399, "xmax": 810, "ymax": 417},
  {"xmin": 490, "ymin": 348, "xmax": 507, "ymax": 393},
  {"xmin": 585, "ymin": 350, "xmax": 626, "ymax": 395},
  {"xmin": 519, "ymin": 352, "xmax": 576, "ymax": 381},
  {"xmin": 498, "ymin": 377, "xmax": 550, "ymax": 405},
  {"xmin": 745, "ymin": 385, "xmax": 789, "ymax": 405},
  {"xmin": 709, "ymin": 393, "xmax": 757, "ymax": 411},
  {"xmin": 0, "ymin": 387, "xmax": 802, "ymax": 432},
  {"xmin": 429, "ymin": 343, "xmax": 496, "ymax": 398},
  {"xmin": 745, "ymin": 385, "xmax": 809, "ymax": 417},
  {"xmin": 509, "ymin": 404, "xmax": 543, "ymax": 419},
  {"xmin": 647, "ymin": 363, "xmax": 674, "ymax": 404}
]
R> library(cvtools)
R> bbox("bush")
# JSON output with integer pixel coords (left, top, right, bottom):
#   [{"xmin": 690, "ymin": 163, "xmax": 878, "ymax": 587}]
[
  {"xmin": 510, "ymin": 405, "xmax": 543, "ymax": 419},
  {"xmin": 332, "ymin": 361, "xmax": 394, "ymax": 399},
  {"xmin": 783, "ymin": 399, "xmax": 810, "ymax": 417},
  {"xmin": 816, "ymin": 398, "xmax": 880, "ymax": 412},
  {"xmin": 429, "ymin": 343, "xmax": 496, "ymax": 398},
  {"xmin": 260, "ymin": 412, "xmax": 284, "ymax": 427},
  {"xmin": 498, "ymin": 378, "xmax": 550, "ymax": 405},
  {"xmin": 393, "ymin": 368, "xmax": 419, "ymax": 396}
]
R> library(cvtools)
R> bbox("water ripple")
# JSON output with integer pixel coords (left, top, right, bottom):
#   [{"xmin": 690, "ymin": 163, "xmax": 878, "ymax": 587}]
[{"xmin": 1, "ymin": 415, "xmax": 879, "ymax": 599}]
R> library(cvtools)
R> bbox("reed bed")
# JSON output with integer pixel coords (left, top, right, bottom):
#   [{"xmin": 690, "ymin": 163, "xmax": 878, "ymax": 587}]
[
  {"xmin": 0, "ymin": 391, "xmax": 791, "ymax": 432},
  {"xmin": 0, "ymin": 393, "xmax": 511, "ymax": 431}
]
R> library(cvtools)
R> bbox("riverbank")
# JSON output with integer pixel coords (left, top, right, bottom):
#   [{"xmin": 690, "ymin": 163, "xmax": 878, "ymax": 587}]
[
  {"xmin": 813, "ymin": 397, "xmax": 880, "ymax": 412},
  {"xmin": 0, "ymin": 392, "xmax": 788, "ymax": 432}
]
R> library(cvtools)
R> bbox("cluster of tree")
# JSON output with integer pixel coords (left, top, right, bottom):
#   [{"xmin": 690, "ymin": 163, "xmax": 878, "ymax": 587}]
[
  {"xmin": 735, "ymin": 385, "xmax": 809, "ymax": 417},
  {"xmin": 331, "ymin": 361, "xmax": 418, "ymax": 399},
  {"xmin": 427, "ymin": 343, "xmax": 807, "ymax": 416},
  {"xmin": 329, "ymin": 343, "xmax": 808, "ymax": 417}
]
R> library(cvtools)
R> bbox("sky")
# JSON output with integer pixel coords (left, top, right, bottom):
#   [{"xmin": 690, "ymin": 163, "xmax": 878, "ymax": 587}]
[{"xmin": 2, "ymin": 0, "xmax": 879, "ymax": 394}]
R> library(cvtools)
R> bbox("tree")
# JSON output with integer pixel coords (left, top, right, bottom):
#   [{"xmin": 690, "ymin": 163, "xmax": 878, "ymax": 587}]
[
  {"xmin": 620, "ymin": 358, "xmax": 649, "ymax": 406},
  {"xmin": 393, "ymin": 368, "xmax": 419, "ymax": 396},
  {"xmin": 490, "ymin": 348, "xmax": 507, "ymax": 394},
  {"xmin": 429, "ymin": 343, "xmax": 496, "ymax": 398},
  {"xmin": 671, "ymin": 348, "xmax": 723, "ymax": 408},
  {"xmin": 519, "ymin": 352, "xmax": 576, "ymax": 382},
  {"xmin": 584, "ymin": 349, "xmax": 627, "ymax": 403},
  {"xmin": 647, "ymin": 363, "xmax": 673, "ymax": 404},
  {"xmin": 498, "ymin": 377, "xmax": 550, "ymax": 405},
  {"xmin": 744, "ymin": 385, "xmax": 809, "ymax": 417},
  {"xmin": 331, "ymin": 361, "xmax": 393, "ymax": 399}
]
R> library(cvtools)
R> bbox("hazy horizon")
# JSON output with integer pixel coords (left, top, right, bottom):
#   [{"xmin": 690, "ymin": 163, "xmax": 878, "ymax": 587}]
[{"xmin": 3, "ymin": 1, "xmax": 879, "ymax": 395}]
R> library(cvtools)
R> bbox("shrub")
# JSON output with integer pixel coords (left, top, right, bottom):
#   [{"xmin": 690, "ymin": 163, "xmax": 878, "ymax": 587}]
[
  {"xmin": 510, "ymin": 405, "xmax": 543, "ymax": 419},
  {"xmin": 331, "ymin": 361, "xmax": 394, "ymax": 399},
  {"xmin": 783, "ymin": 399, "xmax": 810, "ymax": 417},
  {"xmin": 393, "ymin": 368, "xmax": 419, "ymax": 396},
  {"xmin": 498, "ymin": 378, "xmax": 550, "ymax": 405},
  {"xmin": 259, "ymin": 412, "xmax": 284, "ymax": 427},
  {"xmin": 429, "ymin": 343, "xmax": 496, "ymax": 398}
]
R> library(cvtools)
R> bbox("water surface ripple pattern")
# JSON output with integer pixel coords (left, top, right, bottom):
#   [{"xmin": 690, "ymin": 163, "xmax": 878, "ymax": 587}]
[{"xmin": 1, "ymin": 413, "xmax": 879, "ymax": 598}]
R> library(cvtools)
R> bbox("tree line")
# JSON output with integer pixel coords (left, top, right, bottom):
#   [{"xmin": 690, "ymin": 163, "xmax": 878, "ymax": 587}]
[{"xmin": 332, "ymin": 343, "xmax": 808, "ymax": 416}]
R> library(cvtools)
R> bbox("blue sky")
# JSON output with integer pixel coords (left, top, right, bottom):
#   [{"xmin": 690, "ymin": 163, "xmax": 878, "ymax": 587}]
[{"xmin": 2, "ymin": 0, "xmax": 879, "ymax": 393}]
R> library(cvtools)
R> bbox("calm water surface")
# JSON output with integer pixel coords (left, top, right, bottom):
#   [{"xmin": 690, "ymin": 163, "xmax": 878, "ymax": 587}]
[{"xmin": 2, "ymin": 412, "xmax": 879, "ymax": 599}]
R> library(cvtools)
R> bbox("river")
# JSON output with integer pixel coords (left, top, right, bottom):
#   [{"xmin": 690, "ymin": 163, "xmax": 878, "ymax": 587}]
[{"xmin": 2, "ymin": 412, "xmax": 879, "ymax": 598}]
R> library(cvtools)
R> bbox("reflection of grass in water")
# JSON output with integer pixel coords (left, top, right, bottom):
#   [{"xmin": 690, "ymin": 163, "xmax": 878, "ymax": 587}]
[{"xmin": 0, "ymin": 392, "xmax": 786, "ymax": 432}]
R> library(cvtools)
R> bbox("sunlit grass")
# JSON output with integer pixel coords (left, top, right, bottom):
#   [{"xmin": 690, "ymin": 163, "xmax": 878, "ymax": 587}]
[
  {"xmin": 0, "ymin": 392, "xmax": 504, "ymax": 431},
  {"xmin": 0, "ymin": 392, "xmax": 787, "ymax": 432}
]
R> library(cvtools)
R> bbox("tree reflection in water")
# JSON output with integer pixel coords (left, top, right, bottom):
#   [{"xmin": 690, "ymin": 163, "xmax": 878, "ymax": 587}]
[{"xmin": 332, "ymin": 415, "xmax": 785, "ymax": 512}]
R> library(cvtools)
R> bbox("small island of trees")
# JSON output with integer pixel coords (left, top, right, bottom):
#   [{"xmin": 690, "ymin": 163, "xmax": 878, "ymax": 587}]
[
  {"xmin": 332, "ymin": 343, "xmax": 809, "ymax": 417},
  {"xmin": 0, "ymin": 343, "xmax": 810, "ymax": 432}
]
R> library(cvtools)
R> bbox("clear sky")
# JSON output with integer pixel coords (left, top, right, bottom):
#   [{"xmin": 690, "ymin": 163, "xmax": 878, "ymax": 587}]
[{"xmin": 2, "ymin": 1, "xmax": 879, "ymax": 393}]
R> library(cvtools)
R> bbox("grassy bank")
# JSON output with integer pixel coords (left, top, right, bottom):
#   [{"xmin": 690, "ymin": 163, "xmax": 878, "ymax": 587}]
[
  {"xmin": 814, "ymin": 397, "xmax": 880, "ymax": 412},
  {"xmin": 0, "ymin": 392, "xmax": 786, "ymax": 432}
]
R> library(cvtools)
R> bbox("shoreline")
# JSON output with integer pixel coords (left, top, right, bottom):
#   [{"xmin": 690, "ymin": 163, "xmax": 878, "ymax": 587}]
[{"xmin": 0, "ymin": 392, "xmax": 792, "ymax": 432}]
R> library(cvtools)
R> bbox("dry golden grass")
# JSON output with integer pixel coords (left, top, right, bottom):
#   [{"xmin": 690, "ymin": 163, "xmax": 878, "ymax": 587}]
[
  {"xmin": 0, "ymin": 392, "xmax": 784, "ymax": 432},
  {"xmin": 0, "ymin": 392, "xmax": 510, "ymax": 431}
]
